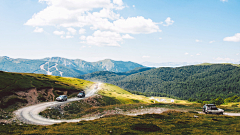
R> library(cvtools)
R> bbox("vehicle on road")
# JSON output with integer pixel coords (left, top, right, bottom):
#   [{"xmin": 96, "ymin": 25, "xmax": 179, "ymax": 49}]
[
  {"xmin": 203, "ymin": 104, "xmax": 224, "ymax": 114},
  {"xmin": 56, "ymin": 95, "xmax": 67, "ymax": 102},
  {"xmin": 77, "ymin": 91, "xmax": 85, "ymax": 98}
]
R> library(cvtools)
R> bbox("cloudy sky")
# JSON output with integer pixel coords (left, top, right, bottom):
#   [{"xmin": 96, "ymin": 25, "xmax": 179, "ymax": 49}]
[{"xmin": 0, "ymin": 0, "xmax": 239, "ymax": 64}]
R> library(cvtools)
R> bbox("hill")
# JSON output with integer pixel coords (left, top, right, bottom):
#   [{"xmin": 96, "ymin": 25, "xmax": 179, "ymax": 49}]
[
  {"xmin": 77, "ymin": 64, "xmax": 240, "ymax": 101},
  {"xmin": 0, "ymin": 56, "xmax": 144, "ymax": 77},
  {"xmin": 0, "ymin": 71, "xmax": 93, "ymax": 111}
]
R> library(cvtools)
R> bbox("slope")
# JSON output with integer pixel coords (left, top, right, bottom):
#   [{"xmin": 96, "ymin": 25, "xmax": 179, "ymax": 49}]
[
  {"xmin": 0, "ymin": 71, "xmax": 93, "ymax": 110},
  {"xmin": 78, "ymin": 64, "xmax": 240, "ymax": 101}
]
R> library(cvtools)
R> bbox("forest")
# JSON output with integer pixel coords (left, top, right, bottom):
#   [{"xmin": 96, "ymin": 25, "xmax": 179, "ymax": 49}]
[{"xmin": 77, "ymin": 64, "xmax": 240, "ymax": 101}]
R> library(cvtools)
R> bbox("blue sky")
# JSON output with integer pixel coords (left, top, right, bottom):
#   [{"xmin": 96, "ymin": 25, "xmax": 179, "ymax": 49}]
[{"xmin": 0, "ymin": 0, "xmax": 239, "ymax": 64}]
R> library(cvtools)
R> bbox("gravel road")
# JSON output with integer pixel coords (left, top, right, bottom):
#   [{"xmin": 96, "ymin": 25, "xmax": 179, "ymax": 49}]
[
  {"xmin": 14, "ymin": 82, "xmax": 240, "ymax": 125},
  {"xmin": 14, "ymin": 83, "xmax": 102, "ymax": 125}
]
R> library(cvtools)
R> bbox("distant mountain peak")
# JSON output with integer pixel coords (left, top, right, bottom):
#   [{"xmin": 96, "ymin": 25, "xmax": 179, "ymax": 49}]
[{"xmin": 0, "ymin": 56, "xmax": 144, "ymax": 77}]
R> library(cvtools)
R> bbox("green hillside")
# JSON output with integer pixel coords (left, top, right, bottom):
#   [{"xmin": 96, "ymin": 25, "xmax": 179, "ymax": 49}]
[
  {"xmin": 78, "ymin": 64, "xmax": 240, "ymax": 101},
  {"xmin": 0, "ymin": 71, "xmax": 93, "ymax": 109}
]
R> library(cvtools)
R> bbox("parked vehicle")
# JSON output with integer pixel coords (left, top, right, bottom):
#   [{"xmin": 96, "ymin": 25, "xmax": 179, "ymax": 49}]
[
  {"xmin": 56, "ymin": 95, "xmax": 67, "ymax": 102},
  {"xmin": 77, "ymin": 91, "xmax": 85, "ymax": 98},
  {"xmin": 203, "ymin": 104, "xmax": 224, "ymax": 114}
]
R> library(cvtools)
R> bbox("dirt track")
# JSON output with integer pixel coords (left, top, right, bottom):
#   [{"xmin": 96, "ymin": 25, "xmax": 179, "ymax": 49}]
[
  {"xmin": 14, "ymin": 83, "xmax": 102, "ymax": 125},
  {"xmin": 14, "ymin": 83, "xmax": 240, "ymax": 125}
]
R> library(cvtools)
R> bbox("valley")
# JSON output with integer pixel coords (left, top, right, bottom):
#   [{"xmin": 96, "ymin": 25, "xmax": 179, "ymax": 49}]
[{"xmin": 1, "ymin": 64, "xmax": 240, "ymax": 134}]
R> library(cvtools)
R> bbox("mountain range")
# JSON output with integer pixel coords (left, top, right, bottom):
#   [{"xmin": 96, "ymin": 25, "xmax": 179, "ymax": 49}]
[
  {"xmin": 0, "ymin": 56, "xmax": 144, "ymax": 77},
  {"xmin": 141, "ymin": 61, "xmax": 201, "ymax": 67},
  {"xmin": 141, "ymin": 61, "xmax": 240, "ymax": 67}
]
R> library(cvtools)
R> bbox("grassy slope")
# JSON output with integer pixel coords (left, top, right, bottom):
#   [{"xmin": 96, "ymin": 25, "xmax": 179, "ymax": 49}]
[
  {"xmin": 2, "ymin": 71, "xmax": 240, "ymax": 134},
  {"xmin": 198, "ymin": 63, "xmax": 240, "ymax": 67},
  {"xmin": 26, "ymin": 83, "xmax": 240, "ymax": 134},
  {"xmin": 98, "ymin": 83, "xmax": 152, "ymax": 104},
  {"xmin": 98, "ymin": 83, "xmax": 191, "ymax": 104},
  {"xmin": 0, "ymin": 71, "xmax": 93, "ymax": 110},
  {"xmin": 2, "ymin": 111, "xmax": 240, "ymax": 134}
]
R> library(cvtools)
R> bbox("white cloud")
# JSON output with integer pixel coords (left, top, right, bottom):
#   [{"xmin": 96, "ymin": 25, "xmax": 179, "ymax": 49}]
[
  {"xmin": 83, "ymin": 30, "xmax": 123, "ymax": 46},
  {"xmin": 33, "ymin": 27, "xmax": 44, "ymax": 33},
  {"xmin": 237, "ymin": 53, "xmax": 239, "ymax": 55},
  {"xmin": 80, "ymin": 45, "xmax": 86, "ymax": 50},
  {"xmin": 53, "ymin": 30, "xmax": 65, "ymax": 35},
  {"xmin": 220, "ymin": 0, "xmax": 228, "ymax": 2},
  {"xmin": 133, "ymin": 5, "xmax": 135, "ymax": 8},
  {"xmin": 223, "ymin": 33, "xmax": 240, "ymax": 42},
  {"xmin": 66, "ymin": 35, "xmax": 74, "ymax": 39},
  {"xmin": 39, "ymin": 0, "xmax": 122, "ymax": 11},
  {"xmin": 159, "ymin": 37, "xmax": 162, "ymax": 39},
  {"xmin": 110, "ymin": 16, "xmax": 161, "ymax": 34},
  {"xmin": 25, "ymin": 0, "xmax": 163, "ymax": 46},
  {"xmin": 196, "ymin": 53, "xmax": 201, "ymax": 56},
  {"xmin": 67, "ymin": 27, "xmax": 76, "ymax": 35},
  {"xmin": 25, "ymin": 0, "xmax": 124, "ymax": 27},
  {"xmin": 80, "ymin": 35, "xmax": 86, "ymax": 40},
  {"xmin": 142, "ymin": 56, "xmax": 150, "ymax": 58},
  {"xmin": 79, "ymin": 28, "xmax": 86, "ymax": 34},
  {"xmin": 185, "ymin": 52, "xmax": 189, "ymax": 55},
  {"xmin": 163, "ymin": 17, "xmax": 174, "ymax": 26},
  {"xmin": 113, "ymin": 0, "xmax": 123, "ymax": 6},
  {"xmin": 214, "ymin": 57, "xmax": 233, "ymax": 61},
  {"xmin": 122, "ymin": 34, "xmax": 134, "ymax": 39},
  {"xmin": 196, "ymin": 39, "xmax": 202, "ymax": 42},
  {"xmin": 209, "ymin": 40, "xmax": 215, "ymax": 43},
  {"xmin": 92, "ymin": 8, "xmax": 120, "ymax": 20}
]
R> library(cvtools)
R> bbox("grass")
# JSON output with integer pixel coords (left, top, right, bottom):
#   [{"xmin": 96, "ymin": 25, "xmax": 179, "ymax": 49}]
[
  {"xmin": 3, "ymin": 72, "xmax": 240, "ymax": 134},
  {"xmin": 0, "ymin": 71, "xmax": 93, "ymax": 98},
  {"xmin": 98, "ymin": 83, "xmax": 153, "ymax": 104},
  {"xmin": 39, "ymin": 82, "xmax": 200, "ymax": 120},
  {"xmin": 0, "ymin": 71, "xmax": 94, "ymax": 119},
  {"xmin": 197, "ymin": 63, "xmax": 240, "ymax": 67},
  {"xmin": 2, "ymin": 111, "xmax": 240, "ymax": 134}
]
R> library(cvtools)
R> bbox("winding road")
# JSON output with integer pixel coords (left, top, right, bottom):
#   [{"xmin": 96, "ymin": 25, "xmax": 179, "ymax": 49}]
[
  {"xmin": 14, "ymin": 82, "xmax": 240, "ymax": 125},
  {"xmin": 14, "ymin": 83, "xmax": 102, "ymax": 125}
]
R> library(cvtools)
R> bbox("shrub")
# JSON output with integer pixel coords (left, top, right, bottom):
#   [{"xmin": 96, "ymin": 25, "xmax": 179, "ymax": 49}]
[{"xmin": 131, "ymin": 123, "xmax": 162, "ymax": 132}]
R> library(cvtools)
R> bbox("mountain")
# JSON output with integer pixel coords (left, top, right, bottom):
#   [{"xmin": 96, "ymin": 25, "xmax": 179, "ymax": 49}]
[
  {"xmin": 77, "ymin": 64, "xmax": 240, "ymax": 101},
  {"xmin": 0, "ymin": 56, "xmax": 144, "ymax": 77},
  {"xmin": 141, "ymin": 61, "xmax": 201, "ymax": 67},
  {"xmin": 0, "ymin": 70, "xmax": 93, "ymax": 118}
]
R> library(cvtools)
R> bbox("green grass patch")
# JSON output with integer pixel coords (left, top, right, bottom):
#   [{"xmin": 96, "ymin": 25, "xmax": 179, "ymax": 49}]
[
  {"xmin": 2, "ymin": 111, "xmax": 240, "ymax": 134},
  {"xmin": 0, "ymin": 71, "xmax": 94, "ymax": 118}
]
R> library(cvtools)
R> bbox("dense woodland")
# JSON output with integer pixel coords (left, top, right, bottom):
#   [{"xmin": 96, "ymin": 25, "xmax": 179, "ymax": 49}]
[{"xmin": 78, "ymin": 64, "xmax": 240, "ymax": 101}]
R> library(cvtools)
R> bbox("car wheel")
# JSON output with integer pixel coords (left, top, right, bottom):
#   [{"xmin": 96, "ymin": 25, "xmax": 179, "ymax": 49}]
[
  {"xmin": 220, "ymin": 112, "xmax": 223, "ymax": 115},
  {"xmin": 61, "ymin": 99, "xmax": 63, "ymax": 102}
]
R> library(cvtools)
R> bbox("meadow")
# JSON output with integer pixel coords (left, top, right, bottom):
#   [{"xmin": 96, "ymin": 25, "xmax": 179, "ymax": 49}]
[{"xmin": 2, "ymin": 72, "xmax": 240, "ymax": 134}]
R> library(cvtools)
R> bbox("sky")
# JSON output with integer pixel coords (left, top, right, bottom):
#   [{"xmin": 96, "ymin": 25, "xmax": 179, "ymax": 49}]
[{"xmin": 0, "ymin": 0, "xmax": 239, "ymax": 64}]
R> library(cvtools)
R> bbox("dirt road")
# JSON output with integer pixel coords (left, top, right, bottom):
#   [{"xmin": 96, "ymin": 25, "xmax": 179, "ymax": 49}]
[
  {"xmin": 14, "ymin": 82, "xmax": 240, "ymax": 125},
  {"xmin": 14, "ymin": 83, "xmax": 102, "ymax": 125}
]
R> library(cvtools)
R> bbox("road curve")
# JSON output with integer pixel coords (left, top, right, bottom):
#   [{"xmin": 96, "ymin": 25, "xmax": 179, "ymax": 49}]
[
  {"xmin": 14, "ymin": 82, "xmax": 240, "ymax": 125},
  {"xmin": 14, "ymin": 83, "xmax": 102, "ymax": 125}
]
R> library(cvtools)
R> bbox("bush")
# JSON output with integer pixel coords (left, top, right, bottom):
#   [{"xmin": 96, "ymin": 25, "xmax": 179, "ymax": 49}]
[{"xmin": 131, "ymin": 123, "xmax": 162, "ymax": 132}]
